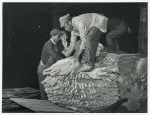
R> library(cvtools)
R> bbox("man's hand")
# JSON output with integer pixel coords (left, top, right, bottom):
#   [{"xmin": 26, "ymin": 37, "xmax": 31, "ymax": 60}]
[
  {"xmin": 73, "ymin": 54, "xmax": 81, "ymax": 64},
  {"xmin": 66, "ymin": 53, "xmax": 71, "ymax": 58},
  {"xmin": 127, "ymin": 27, "xmax": 132, "ymax": 33},
  {"xmin": 61, "ymin": 50, "xmax": 67, "ymax": 56},
  {"xmin": 73, "ymin": 56, "xmax": 79, "ymax": 64},
  {"xmin": 77, "ymin": 49, "xmax": 84, "ymax": 64}
]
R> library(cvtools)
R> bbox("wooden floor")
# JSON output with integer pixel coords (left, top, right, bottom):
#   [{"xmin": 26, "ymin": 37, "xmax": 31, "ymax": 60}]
[
  {"xmin": 3, "ymin": 103, "xmax": 147, "ymax": 113},
  {"xmin": 2, "ymin": 108, "xmax": 35, "ymax": 113},
  {"xmin": 5, "ymin": 98, "xmax": 146, "ymax": 113},
  {"xmin": 10, "ymin": 98, "xmax": 75, "ymax": 113}
]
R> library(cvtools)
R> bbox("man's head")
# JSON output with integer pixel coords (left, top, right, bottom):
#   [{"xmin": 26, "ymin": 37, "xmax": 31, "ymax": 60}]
[
  {"xmin": 60, "ymin": 30, "xmax": 68, "ymax": 42},
  {"xmin": 59, "ymin": 14, "xmax": 73, "ymax": 31},
  {"xmin": 50, "ymin": 29, "xmax": 62, "ymax": 43}
]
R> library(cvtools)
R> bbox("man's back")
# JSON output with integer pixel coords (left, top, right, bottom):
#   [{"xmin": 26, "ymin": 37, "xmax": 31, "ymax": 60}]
[
  {"xmin": 107, "ymin": 18, "xmax": 123, "ymax": 30},
  {"xmin": 41, "ymin": 40, "xmax": 64, "ymax": 66},
  {"xmin": 72, "ymin": 13, "xmax": 108, "ymax": 38},
  {"xmin": 41, "ymin": 40, "xmax": 55, "ymax": 65}
]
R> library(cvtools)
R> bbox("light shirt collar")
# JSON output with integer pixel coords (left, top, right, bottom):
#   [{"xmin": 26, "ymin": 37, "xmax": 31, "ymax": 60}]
[{"xmin": 50, "ymin": 39, "xmax": 56, "ymax": 45}]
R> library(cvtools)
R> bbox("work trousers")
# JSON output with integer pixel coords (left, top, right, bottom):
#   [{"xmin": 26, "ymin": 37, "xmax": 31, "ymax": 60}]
[
  {"xmin": 81, "ymin": 27, "xmax": 103, "ymax": 69},
  {"xmin": 37, "ymin": 61, "xmax": 47, "ymax": 100}
]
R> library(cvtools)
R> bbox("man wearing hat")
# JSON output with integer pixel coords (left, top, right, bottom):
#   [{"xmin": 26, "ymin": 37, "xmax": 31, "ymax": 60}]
[
  {"xmin": 37, "ymin": 29, "xmax": 64, "ymax": 100},
  {"xmin": 59, "ymin": 13, "xmax": 108, "ymax": 70}
]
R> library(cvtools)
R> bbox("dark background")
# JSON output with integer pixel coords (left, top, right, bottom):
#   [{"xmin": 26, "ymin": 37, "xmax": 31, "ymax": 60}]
[{"xmin": 3, "ymin": 3, "xmax": 145, "ymax": 89}]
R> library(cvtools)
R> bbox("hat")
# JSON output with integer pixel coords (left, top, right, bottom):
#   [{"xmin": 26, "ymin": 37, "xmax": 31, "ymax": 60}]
[
  {"xmin": 50, "ymin": 29, "xmax": 62, "ymax": 36},
  {"xmin": 59, "ymin": 14, "xmax": 70, "ymax": 27}
]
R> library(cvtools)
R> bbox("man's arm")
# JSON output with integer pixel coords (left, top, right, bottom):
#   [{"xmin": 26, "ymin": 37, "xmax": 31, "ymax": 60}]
[
  {"xmin": 65, "ymin": 31, "xmax": 77, "ymax": 57},
  {"xmin": 76, "ymin": 21, "xmax": 88, "ymax": 63}
]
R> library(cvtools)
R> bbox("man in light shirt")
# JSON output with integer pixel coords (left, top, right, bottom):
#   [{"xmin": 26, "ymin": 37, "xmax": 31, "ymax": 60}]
[{"xmin": 59, "ymin": 13, "xmax": 108, "ymax": 70}]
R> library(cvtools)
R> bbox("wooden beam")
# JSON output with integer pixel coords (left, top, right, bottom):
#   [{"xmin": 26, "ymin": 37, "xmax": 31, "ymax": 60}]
[
  {"xmin": 138, "ymin": 7, "xmax": 147, "ymax": 54},
  {"xmin": 52, "ymin": 3, "xmax": 60, "ymax": 29}
]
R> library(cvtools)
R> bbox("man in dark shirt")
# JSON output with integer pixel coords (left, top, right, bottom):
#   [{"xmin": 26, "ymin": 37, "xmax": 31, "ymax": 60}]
[
  {"xmin": 37, "ymin": 29, "xmax": 64, "ymax": 100},
  {"xmin": 106, "ymin": 18, "xmax": 132, "ymax": 53}
]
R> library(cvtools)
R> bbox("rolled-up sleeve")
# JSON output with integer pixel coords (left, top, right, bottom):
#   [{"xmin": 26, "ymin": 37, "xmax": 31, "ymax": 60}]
[
  {"xmin": 78, "ymin": 21, "xmax": 87, "ymax": 38},
  {"xmin": 65, "ymin": 31, "xmax": 77, "ymax": 56},
  {"xmin": 70, "ymin": 31, "xmax": 77, "ymax": 50},
  {"xmin": 80, "ymin": 38, "xmax": 87, "ymax": 50},
  {"xmin": 78, "ymin": 21, "xmax": 88, "ymax": 50}
]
